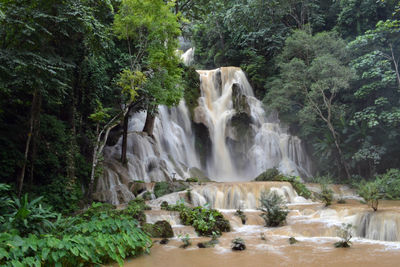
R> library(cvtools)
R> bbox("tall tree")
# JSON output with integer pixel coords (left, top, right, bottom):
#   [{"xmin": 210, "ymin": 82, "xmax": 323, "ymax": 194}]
[
  {"xmin": 264, "ymin": 30, "xmax": 354, "ymax": 178},
  {"xmin": 113, "ymin": 0, "xmax": 183, "ymax": 152}
]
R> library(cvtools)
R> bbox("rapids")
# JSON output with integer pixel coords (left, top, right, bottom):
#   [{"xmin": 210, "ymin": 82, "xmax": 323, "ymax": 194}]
[{"xmin": 124, "ymin": 199, "xmax": 400, "ymax": 267}]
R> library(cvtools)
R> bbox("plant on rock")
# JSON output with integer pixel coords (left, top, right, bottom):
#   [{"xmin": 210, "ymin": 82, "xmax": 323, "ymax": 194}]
[
  {"xmin": 358, "ymin": 180, "xmax": 382, "ymax": 211},
  {"xmin": 259, "ymin": 191, "xmax": 289, "ymax": 227},
  {"xmin": 179, "ymin": 234, "xmax": 191, "ymax": 249},
  {"xmin": 334, "ymin": 223, "xmax": 354, "ymax": 248}
]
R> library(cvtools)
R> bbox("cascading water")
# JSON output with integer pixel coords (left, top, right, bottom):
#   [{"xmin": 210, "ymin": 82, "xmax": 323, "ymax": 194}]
[
  {"xmin": 94, "ymin": 62, "xmax": 312, "ymax": 204},
  {"xmin": 194, "ymin": 67, "xmax": 312, "ymax": 180},
  {"xmin": 93, "ymin": 101, "xmax": 201, "ymax": 204}
]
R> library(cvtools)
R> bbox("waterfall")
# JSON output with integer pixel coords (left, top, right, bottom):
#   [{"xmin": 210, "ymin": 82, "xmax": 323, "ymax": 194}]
[
  {"xmin": 355, "ymin": 211, "xmax": 400, "ymax": 241},
  {"xmin": 194, "ymin": 67, "xmax": 312, "ymax": 181},
  {"xmin": 94, "ymin": 101, "xmax": 201, "ymax": 204},
  {"xmin": 190, "ymin": 182, "xmax": 310, "ymax": 209},
  {"xmin": 94, "ymin": 65, "xmax": 312, "ymax": 204}
]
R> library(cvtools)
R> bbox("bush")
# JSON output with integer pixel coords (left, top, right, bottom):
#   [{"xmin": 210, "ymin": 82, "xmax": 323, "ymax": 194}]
[
  {"xmin": 357, "ymin": 180, "xmax": 381, "ymax": 211},
  {"xmin": 259, "ymin": 191, "xmax": 288, "ymax": 227},
  {"xmin": 376, "ymin": 169, "xmax": 400, "ymax": 200},
  {"xmin": 334, "ymin": 223, "xmax": 353, "ymax": 248},
  {"xmin": 169, "ymin": 203, "xmax": 230, "ymax": 236},
  {"xmin": 234, "ymin": 209, "xmax": 247, "ymax": 224},
  {"xmin": 179, "ymin": 234, "xmax": 191, "ymax": 249},
  {"xmin": 320, "ymin": 184, "xmax": 334, "ymax": 207},
  {"xmin": 7, "ymin": 194, "xmax": 59, "ymax": 237},
  {"xmin": 0, "ymin": 184, "xmax": 13, "ymax": 227},
  {"xmin": 0, "ymin": 202, "xmax": 152, "ymax": 266}
]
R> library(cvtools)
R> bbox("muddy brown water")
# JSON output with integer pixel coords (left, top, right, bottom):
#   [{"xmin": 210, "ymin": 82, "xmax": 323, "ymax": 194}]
[{"xmin": 118, "ymin": 200, "xmax": 400, "ymax": 267}]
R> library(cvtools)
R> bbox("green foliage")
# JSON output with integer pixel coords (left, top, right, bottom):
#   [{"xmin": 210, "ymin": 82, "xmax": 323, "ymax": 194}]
[
  {"xmin": 0, "ymin": 202, "xmax": 152, "ymax": 266},
  {"xmin": 357, "ymin": 180, "xmax": 382, "ymax": 211},
  {"xmin": 234, "ymin": 209, "xmax": 247, "ymax": 225},
  {"xmin": 7, "ymin": 195, "xmax": 58, "ymax": 237},
  {"xmin": 375, "ymin": 169, "xmax": 400, "ymax": 199},
  {"xmin": 113, "ymin": 0, "xmax": 183, "ymax": 108},
  {"xmin": 254, "ymin": 168, "xmax": 281, "ymax": 181},
  {"xmin": 334, "ymin": 223, "xmax": 353, "ymax": 248},
  {"xmin": 170, "ymin": 203, "xmax": 230, "ymax": 236},
  {"xmin": 254, "ymin": 170, "xmax": 312, "ymax": 199},
  {"xmin": 182, "ymin": 65, "xmax": 200, "ymax": 118},
  {"xmin": 317, "ymin": 177, "xmax": 334, "ymax": 207},
  {"xmin": 153, "ymin": 181, "xmax": 188, "ymax": 198},
  {"xmin": 259, "ymin": 191, "xmax": 289, "ymax": 227},
  {"xmin": 0, "ymin": 184, "xmax": 13, "ymax": 226},
  {"xmin": 179, "ymin": 234, "xmax": 191, "ymax": 249}
]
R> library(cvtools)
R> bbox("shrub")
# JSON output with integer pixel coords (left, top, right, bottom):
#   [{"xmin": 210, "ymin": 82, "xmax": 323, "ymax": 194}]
[
  {"xmin": 376, "ymin": 169, "xmax": 400, "ymax": 200},
  {"xmin": 0, "ymin": 184, "xmax": 13, "ymax": 227},
  {"xmin": 234, "ymin": 209, "xmax": 247, "ymax": 224},
  {"xmin": 186, "ymin": 177, "xmax": 198, "ymax": 183},
  {"xmin": 0, "ymin": 202, "xmax": 152, "ymax": 266},
  {"xmin": 334, "ymin": 223, "xmax": 353, "ymax": 248},
  {"xmin": 289, "ymin": 237, "xmax": 298, "ymax": 244},
  {"xmin": 357, "ymin": 180, "xmax": 381, "ymax": 211},
  {"xmin": 197, "ymin": 233, "xmax": 219, "ymax": 248},
  {"xmin": 320, "ymin": 183, "xmax": 334, "ymax": 207},
  {"xmin": 169, "ymin": 203, "xmax": 230, "ymax": 236},
  {"xmin": 179, "ymin": 234, "xmax": 191, "ymax": 249},
  {"xmin": 259, "ymin": 191, "xmax": 288, "ymax": 227},
  {"xmin": 8, "ymin": 194, "xmax": 59, "ymax": 237}
]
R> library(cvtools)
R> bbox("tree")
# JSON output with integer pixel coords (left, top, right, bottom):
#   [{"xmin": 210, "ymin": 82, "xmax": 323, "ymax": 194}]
[
  {"xmin": 113, "ymin": 0, "xmax": 183, "ymax": 143},
  {"xmin": 264, "ymin": 30, "xmax": 354, "ymax": 178},
  {"xmin": 348, "ymin": 20, "xmax": 400, "ymax": 174}
]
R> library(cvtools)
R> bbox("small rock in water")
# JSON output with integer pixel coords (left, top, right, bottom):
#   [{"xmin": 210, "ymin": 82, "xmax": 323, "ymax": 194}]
[
  {"xmin": 289, "ymin": 237, "xmax": 298, "ymax": 245},
  {"xmin": 231, "ymin": 237, "xmax": 246, "ymax": 251},
  {"xmin": 160, "ymin": 238, "xmax": 169, "ymax": 245}
]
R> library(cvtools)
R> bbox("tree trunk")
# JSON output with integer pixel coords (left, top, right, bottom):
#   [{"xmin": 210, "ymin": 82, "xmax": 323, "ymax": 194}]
[
  {"xmin": 390, "ymin": 44, "xmax": 400, "ymax": 89},
  {"xmin": 143, "ymin": 109, "xmax": 156, "ymax": 137},
  {"xmin": 121, "ymin": 105, "xmax": 132, "ymax": 165},
  {"xmin": 29, "ymin": 93, "xmax": 42, "ymax": 188},
  {"xmin": 17, "ymin": 89, "xmax": 39, "ymax": 196}
]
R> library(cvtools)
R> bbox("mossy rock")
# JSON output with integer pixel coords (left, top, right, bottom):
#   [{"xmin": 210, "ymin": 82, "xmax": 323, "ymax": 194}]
[
  {"xmin": 182, "ymin": 65, "xmax": 201, "ymax": 119},
  {"xmin": 142, "ymin": 220, "xmax": 174, "ymax": 238},
  {"xmin": 189, "ymin": 167, "xmax": 210, "ymax": 182},
  {"xmin": 154, "ymin": 181, "xmax": 189, "ymax": 199},
  {"xmin": 254, "ymin": 168, "xmax": 281, "ymax": 181}
]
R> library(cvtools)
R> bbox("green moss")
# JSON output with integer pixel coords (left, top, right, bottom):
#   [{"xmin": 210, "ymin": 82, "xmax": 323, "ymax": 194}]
[
  {"xmin": 254, "ymin": 169, "xmax": 312, "ymax": 199},
  {"xmin": 182, "ymin": 65, "xmax": 200, "ymax": 119},
  {"xmin": 142, "ymin": 220, "xmax": 174, "ymax": 238},
  {"xmin": 153, "ymin": 181, "xmax": 188, "ymax": 198}
]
